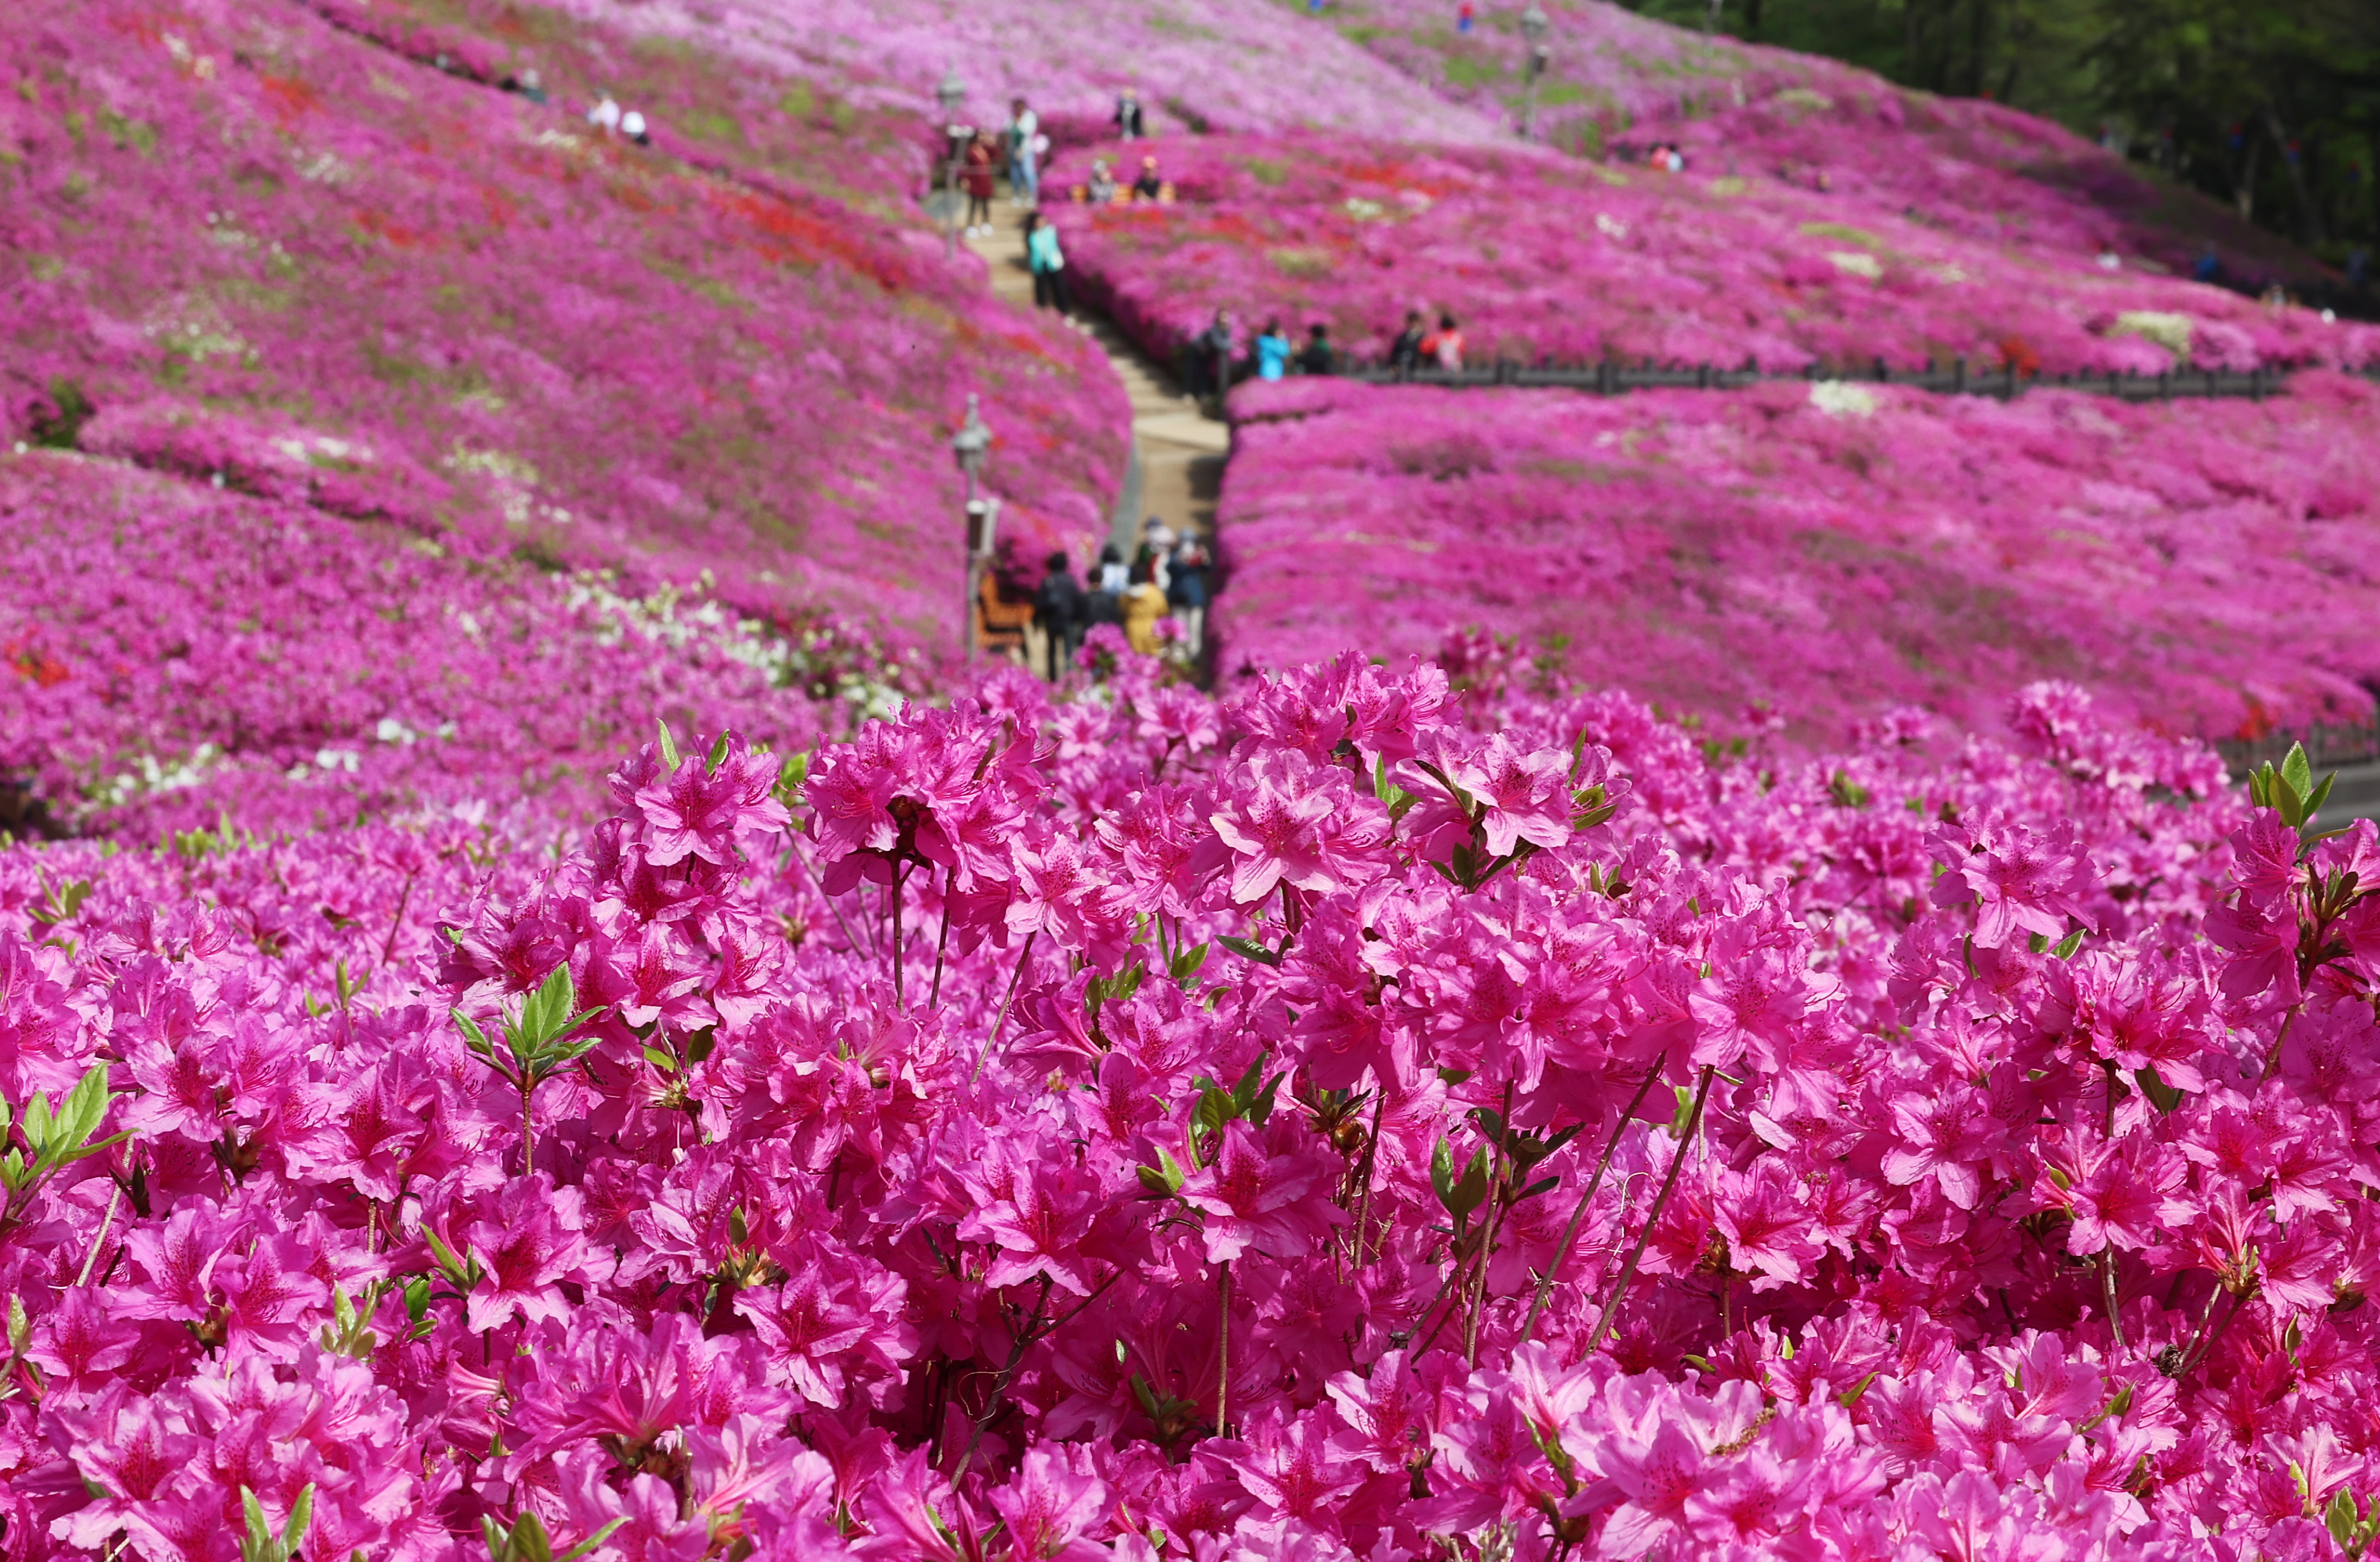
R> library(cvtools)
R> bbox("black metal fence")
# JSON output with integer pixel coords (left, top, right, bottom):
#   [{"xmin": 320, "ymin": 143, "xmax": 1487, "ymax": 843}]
[
  {"xmin": 2216, "ymin": 712, "xmax": 2380, "ymax": 780},
  {"xmin": 1332, "ymin": 357, "xmax": 2363, "ymax": 402}
]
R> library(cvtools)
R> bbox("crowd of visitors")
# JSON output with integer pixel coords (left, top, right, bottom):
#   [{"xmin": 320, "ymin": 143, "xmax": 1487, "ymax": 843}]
[
  {"xmin": 1024, "ymin": 524, "xmax": 1211, "ymax": 674},
  {"xmin": 937, "ymin": 89, "xmax": 1234, "ymax": 663}
]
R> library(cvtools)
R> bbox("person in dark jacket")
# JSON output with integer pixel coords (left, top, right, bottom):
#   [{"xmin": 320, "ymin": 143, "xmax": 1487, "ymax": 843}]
[
  {"xmin": 1031, "ymin": 550, "xmax": 1086, "ymax": 679},
  {"xmin": 1296, "ymin": 322, "xmax": 1336, "ymax": 376},
  {"xmin": 1114, "ymin": 87, "xmax": 1146, "ymax": 140},
  {"xmin": 1188, "ymin": 309, "xmax": 1233, "ymax": 405},
  {"xmin": 1388, "ymin": 310, "xmax": 1426, "ymax": 373},
  {"xmin": 1166, "ymin": 534, "xmax": 1211, "ymax": 658},
  {"xmin": 1083, "ymin": 543, "xmax": 1128, "ymax": 634}
]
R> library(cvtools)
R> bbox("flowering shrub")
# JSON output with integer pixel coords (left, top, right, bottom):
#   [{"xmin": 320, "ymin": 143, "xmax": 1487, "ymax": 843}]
[
  {"xmin": 2, "ymin": 0, "xmax": 1128, "ymax": 640},
  {"xmin": 1217, "ymin": 375, "xmax": 2380, "ymax": 745},
  {"xmin": 516, "ymin": 0, "xmax": 1504, "ymax": 146},
  {"xmin": 1312, "ymin": 0, "xmax": 2326, "ymax": 287},
  {"xmin": 0, "ymin": 450, "xmax": 905, "ymax": 837},
  {"xmin": 11, "ymin": 633, "xmax": 2380, "ymax": 1561},
  {"xmin": 1044, "ymin": 130, "xmax": 2377, "ymax": 375}
]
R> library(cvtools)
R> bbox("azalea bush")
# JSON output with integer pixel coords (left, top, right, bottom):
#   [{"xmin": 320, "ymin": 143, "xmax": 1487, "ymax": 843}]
[
  {"xmin": 0, "ymin": 451, "xmax": 905, "ymax": 839},
  {"xmin": 1215, "ymin": 373, "xmax": 2380, "ymax": 747},
  {"xmin": 2, "ymin": 0, "xmax": 1127, "ymax": 642},
  {"xmin": 1311, "ymin": 0, "xmax": 2325, "ymax": 287},
  {"xmin": 515, "ymin": 0, "xmax": 1503, "ymax": 147},
  {"xmin": 4, "ymin": 633, "xmax": 2378, "ymax": 1561},
  {"xmin": 1043, "ymin": 130, "xmax": 2378, "ymax": 375}
]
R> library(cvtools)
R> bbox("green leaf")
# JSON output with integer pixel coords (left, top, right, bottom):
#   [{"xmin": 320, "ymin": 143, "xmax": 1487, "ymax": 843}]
[
  {"xmin": 1246, "ymin": 1071, "xmax": 1282, "ymax": 1128},
  {"xmin": 1193, "ymin": 1087, "xmax": 1233, "ymax": 1145},
  {"xmin": 282, "ymin": 1485, "xmax": 316, "ymax": 1555},
  {"xmin": 2274, "ymin": 771, "xmax": 2306, "ymax": 829},
  {"xmin": 2027, "ymin": 932, "xmax": 2049, "ymax": 954},
  {"xmin": 1517, "ymin": 1174, "xmax": 1561, "ymax": 1201},
  {"xmin": 2297, "ymin": 772, "xmax": 2333, "ymax": 825},
  {"xmin": 453, "ymin": 1010, "xmax": 495, "ymax": 1060},
  {"xmin": 656, "ymin": 720, "xmax": 681, "ymax": 772},
  {"xmin": 6, "ymin": 1293, "xmax": 28, "ymax": 1355},
  {"xmin": 2282, "ymin": 743, "xmax": 2313, "ymax": 808},
  {"xmin": 422, "ymin": 1228, "xmax": 471, "ymax": 1287},
  {"xmin": 2134, "ymin": 1066, "xmax": 2184, "ymax": 1114},
  {"xmin": 2325, "ymin": 1489, "xmax": 2358, "ymax": 1549},
  {"xmin": 708, "ymin": 731, "xmax": 732, "ymax": 770},
  {"xmin": 684, "ymin": 1028, "xmax": 718, "ymax": 1065},
  {"xmin": 2053, "ymin": 929, "xmax": 2085, "ymax": 960},
  {"xmin": 242, "ymin": 1488, "xmax": 273, "ymax": 1561},
  {"xmin": 555, "ymin": 1518, "xmax": 627, "ymax": 1562},
  {"xmin": 1445, "ymin": 1147, "xmax": 1490, "ymax": 1222},
  {"xmin": 19, "ymin": 1089, "xmax": 54, "ymax": 1159},
  {"xmin": 1217, "ymin": 935, "xmax": 1280, "ymax": 968},
  {"xmin": 1230, "ymin": 1054, "xmax": 1267, "ymax": 1114},
  {"xmin": 1170, "ymin": 942, "xmax": 1211, "ymax": 983},
  {"xmin": 641, "ymin": 1044, "xmax": 679, "ymax": 1072},
  {"xmin": 60, "ymin": 1064, "xmax": 109, "ymax": 1147},
  {"xmin": 1430, "ymin": 1137, "xmax": 1457, "ymax": 1211}
]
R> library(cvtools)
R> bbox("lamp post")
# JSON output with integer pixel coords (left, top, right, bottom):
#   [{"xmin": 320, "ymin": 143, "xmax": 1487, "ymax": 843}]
[
  {"xmin": 1518, "ymin": 5, "xmax": 1550, "ymax": 143},
  {"xmin": 952, "ymin": 394, "xmax": 993, "ymax": 662},
  {"xmin": 932, "ymin": 65, "xmax": 967, "ymax": 259}
]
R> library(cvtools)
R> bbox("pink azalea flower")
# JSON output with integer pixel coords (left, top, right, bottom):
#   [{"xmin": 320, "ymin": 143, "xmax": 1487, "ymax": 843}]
[{"xmin": 1176, "ymin": 1120, "xmax": 1345, "ymax": 1263}]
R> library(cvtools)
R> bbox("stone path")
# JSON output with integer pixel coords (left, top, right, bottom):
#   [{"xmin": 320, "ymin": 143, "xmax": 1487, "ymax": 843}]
[{"xmin": 962, "ymin": 219, "xmax": 1228, "ymax": 557}]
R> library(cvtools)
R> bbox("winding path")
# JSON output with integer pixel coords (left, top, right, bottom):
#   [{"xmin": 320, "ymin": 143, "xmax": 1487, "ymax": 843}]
[{"xmin": 963, "ymin": 222, "xmax": 1228, "ymax": 558}]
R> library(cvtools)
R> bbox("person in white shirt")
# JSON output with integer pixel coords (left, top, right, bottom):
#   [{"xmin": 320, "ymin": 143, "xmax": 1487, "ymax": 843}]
[
  {"xmin": 588, "ymin": 95, "xmax": 621, "ymax": 133},
  {"xmin": 1006, "ymin": 98, "xmax": 1040, "ymax": 205},
  {"xmin": 620, "ymin": 109, "xmax": 649, "ymax": 146}
]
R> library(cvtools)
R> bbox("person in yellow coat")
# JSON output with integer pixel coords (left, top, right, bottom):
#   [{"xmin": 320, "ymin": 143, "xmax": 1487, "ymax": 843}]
[{"xmin": 1122, "ymin": 560, "xmax": 1171, "ymax": 656}]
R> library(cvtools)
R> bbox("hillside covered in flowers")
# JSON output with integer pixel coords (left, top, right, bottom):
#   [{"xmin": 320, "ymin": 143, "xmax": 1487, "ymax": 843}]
[
  {"xmin": 1218, "ymin": 373, "xmax": 2380, "ymax": 745},
  {"xmin": 3, "ymin": 0, "xmax": 1127, "ymax": 635},
  {"xmin": 5, "ymin": 0, "xmax": 2380, "ymax": 1559}
]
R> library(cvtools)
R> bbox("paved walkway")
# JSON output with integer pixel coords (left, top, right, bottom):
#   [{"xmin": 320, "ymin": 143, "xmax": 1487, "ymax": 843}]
[
  {"xmin": 2315, "ymin": 762, "xmax": 2380, "ymax": 823},
  {"xmin": 963, "ymin": 219, "xmax": 1228, "ymax": 557}
]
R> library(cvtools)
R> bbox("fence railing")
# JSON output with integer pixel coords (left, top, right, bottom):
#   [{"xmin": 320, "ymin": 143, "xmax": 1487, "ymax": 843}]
[
  {"xmin": 1330, "ymin": 357, "xmax": 2362, "ymax": 402},
  {"xmin": 2215, "ymin": 712, "xmax": 2380, "ymax": 780}
]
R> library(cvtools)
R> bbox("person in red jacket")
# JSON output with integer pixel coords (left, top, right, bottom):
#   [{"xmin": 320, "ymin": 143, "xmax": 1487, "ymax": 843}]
[{"xmin": 962, "ymin": 130, "xmax": 997, "ymax": 236}]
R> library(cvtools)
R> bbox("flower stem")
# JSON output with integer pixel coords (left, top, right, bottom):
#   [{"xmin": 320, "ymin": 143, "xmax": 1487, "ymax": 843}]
[
  {"xmin": 1586, "ymin": 1064, "xmax": 1715, "ymax": 1355},
  {"xmin": 1522, "ymin": 1053, "xmax": 1666, "ymax": 1346},
  {"xmin": 972, "ymin": 934, "xmax": 1037, "ymax": 1087},
  {"xmin": 929, "ymin": 873, "xmax": 954, "ymax": 1008},
  {"xmin": 1216, "ymin": 1261, "xmax": 1233, "ymax": 1438},
  {"xmin": 1349, "ymin": 1087, "xmax": 1388, "ymax": 1267}
]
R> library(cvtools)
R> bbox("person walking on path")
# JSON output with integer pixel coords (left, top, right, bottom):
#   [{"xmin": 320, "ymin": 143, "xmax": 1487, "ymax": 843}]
[
  {"xmin": 1096, "ymin": 541, "xmax": 1130, "ymax": 596},
  {"xmin": 1005, "ymin": 97, "xmax": 1040, "ymax": 206},
  {"xmin": 1024, "ymin": 212, "xmax": 1071, "ymax": 313},
  {"xmin": 1138, "ymin": 518, "xmax": 1176, "ymax": 593},
  {"xmin": 1389, "ymin": 310, "xmax": 1427, "ymax": 372},
  {"xmin": 1189, "ymin": 309, "xmax": 1234, "ymax": 406},
  {"xmin": 1031, "ymin": 550, "xmax": 1085, "ymax": 680},
  {"xmin": 962, "ymin": 130, "xmax": 997, "ymax": 236},
  {"xmin": 1166, "ymin": 533, "xmax": 1211, "ymax": 659},
  {"xmin": 1254, "ymin": 318, "xmax": 1292, "ymax": 382},
  {"xmin": 1114, "ymin": 87, "xmax": 1145, "ymax": 141},
  {"xmin": 1122, "ymin": 561, "xmax": 1171, "ymax": 655},
  {"xmin": 1297, "ymin": 322, "xmax": 1337, "ymax": 375}
]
